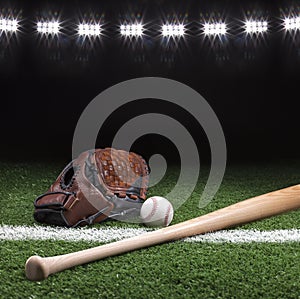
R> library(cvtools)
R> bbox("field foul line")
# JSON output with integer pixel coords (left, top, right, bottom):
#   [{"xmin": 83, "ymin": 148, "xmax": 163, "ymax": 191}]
[{"xmin": 0, "ymin": 225, "xmax": 300, "ymax": 243}]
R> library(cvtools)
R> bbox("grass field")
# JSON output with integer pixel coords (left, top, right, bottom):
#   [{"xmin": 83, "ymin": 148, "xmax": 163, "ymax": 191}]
[{"xmin": 0, "ymin": 160, "xmax": 300, "ymax": 298}]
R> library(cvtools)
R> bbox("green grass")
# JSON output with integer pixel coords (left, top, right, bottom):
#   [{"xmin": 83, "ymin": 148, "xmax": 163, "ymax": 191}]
[
  {"xmin": 0, "ymin": 160, "xmax": 300, "ymax": 298},
  {"xmin": 1, "ymin": 241, "xmax": 299, "ymax": 299}
]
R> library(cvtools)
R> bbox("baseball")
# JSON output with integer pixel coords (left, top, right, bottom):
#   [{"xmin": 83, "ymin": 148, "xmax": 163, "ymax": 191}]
[{"xmin": 140, "ymin": 196, "xmax": 174, "ymax": 227}]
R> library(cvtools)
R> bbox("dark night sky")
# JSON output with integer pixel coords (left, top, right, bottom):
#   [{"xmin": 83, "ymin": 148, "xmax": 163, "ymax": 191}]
[{"xmin": 0, "ymin": 0, "xmax": 300, "ymax": 163}]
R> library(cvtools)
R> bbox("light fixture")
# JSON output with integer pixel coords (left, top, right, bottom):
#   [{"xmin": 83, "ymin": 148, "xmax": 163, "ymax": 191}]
[
  {"xmin": 37, "ymin": 21, "xmax": 60, "ymax": 34},
  {"xmin": 203, "ymin": 22, "xmax": 227, "ymax": 36},
  {"xmin": 244, "ymin": 20, "xmax": 268, "ymax": 34},
  {"xmin": 284, "ymin": 17, "xmax": 300, "ymax": 31},
  {"xmin": 0, "ymin": 18, "xmax": 19, "ymax": 32},
  {"xmin": 78, "ymin": 23, "xmax": 102, "ymax": 36},
  {"xmin": 161, "ymin": 23, "xmax": 185, "ymax": 37},
  {"xmin": 120, "ymin": 23, "xmax": 144, "ymax": 37}
]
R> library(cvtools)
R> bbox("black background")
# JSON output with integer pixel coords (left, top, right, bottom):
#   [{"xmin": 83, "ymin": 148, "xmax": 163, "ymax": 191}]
[{"xmin": 1, "ymin": 0, "xmax": 300, "ymax": 163}]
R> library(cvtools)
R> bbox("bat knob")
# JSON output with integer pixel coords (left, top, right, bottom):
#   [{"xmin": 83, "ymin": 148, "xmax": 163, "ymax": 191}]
[{"xmin": 25, "ymin": 256, "xmax": 49, "ymax": 281}]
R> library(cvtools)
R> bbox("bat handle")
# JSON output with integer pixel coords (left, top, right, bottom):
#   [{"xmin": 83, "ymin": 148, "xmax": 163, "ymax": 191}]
[
  {"xmin": 25, "ymin": 256, "xmax": 51, "ymax": 281},
  {"xmin": 26, "ymin": 253, "xmax": 84, "ymax": 281},
  {"xmin": 26, "ymin": 254, "xmax": 77, "ymax": 281}
]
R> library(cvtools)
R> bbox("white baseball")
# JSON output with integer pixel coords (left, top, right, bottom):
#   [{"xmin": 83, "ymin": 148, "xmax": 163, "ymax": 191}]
[{"xmin": 140, "ymin": 196, "xmax": 174, "ymax": 227}]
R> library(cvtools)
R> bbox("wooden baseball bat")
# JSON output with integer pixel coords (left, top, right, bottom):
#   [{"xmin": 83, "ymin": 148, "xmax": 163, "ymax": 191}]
[{"xmin": 25, "ymin": 184, "xmax": 300, "ymax": 281}]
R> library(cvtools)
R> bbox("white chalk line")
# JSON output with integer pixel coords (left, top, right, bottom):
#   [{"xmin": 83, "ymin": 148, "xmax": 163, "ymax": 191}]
[{"xmin": 0, "ymin": 225, "xmax": 300, "ymax": 243}]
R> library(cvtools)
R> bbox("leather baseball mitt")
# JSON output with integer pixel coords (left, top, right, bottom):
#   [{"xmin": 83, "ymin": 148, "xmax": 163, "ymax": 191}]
[{"xmin": 34, "ymin": 148, "xmax": 150, "ymax": 227}]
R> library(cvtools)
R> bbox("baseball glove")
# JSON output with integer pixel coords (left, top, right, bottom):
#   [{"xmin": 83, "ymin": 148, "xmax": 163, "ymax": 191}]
[{"xmin": 33, "ymin": 148, "xmax": 150, "ymax": 227}]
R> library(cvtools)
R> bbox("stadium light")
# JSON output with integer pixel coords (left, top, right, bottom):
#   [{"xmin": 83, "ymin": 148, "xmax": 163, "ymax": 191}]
[
  {"xmin": 120, "ymin": 23, "xmax": 144, "ymax": 37},
  {"xmin": 203, "ymin": 22, "xmax": 227, "ymax": 36},
  {"xmin": 0, "ymin": 18, "xmax": 19, "ymax": 32},
  {"xmin": 37, "ymin": 21, "xmax": 60, "ymax": 34},
  {"xmin": 78, "ymin": 23, "xmax": 102, "ymax": 36},
  {"xmin": 244, "ymin": 20, "xmax": 268, "ymax": 34},
  {"xmin": 161, "ymin": 24, "xmax": 185, "ymax": 37},
  {"xmin": 284, "ymin": 17, "xmax": 300, "ymax": 31}
]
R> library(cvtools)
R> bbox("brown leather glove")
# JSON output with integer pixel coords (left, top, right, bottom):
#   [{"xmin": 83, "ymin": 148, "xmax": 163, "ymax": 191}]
[{"xmin": 33, "ymin": 148, "xmax": 150, "ymax": 227}]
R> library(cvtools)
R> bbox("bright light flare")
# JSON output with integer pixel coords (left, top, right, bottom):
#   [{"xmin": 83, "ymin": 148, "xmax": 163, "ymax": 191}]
[
  {"xmin": 78, "ymin": 23, "xmax": 102, "ymax": 36},
  {"xmin": 161, "ymin": 24, "xmax": 185, "ymax": 37},
  {"xmin": 284, "ymin": 16, "xmax": 300, "ymax": 31},
  {"xmin": 0, "ymin": 18, "xmax": 19, "ymax": 32},
  {"xmin": 37, "ymin": 21, "xmax": 60, "ymax": 34},
  {"xmin": 203, "ymin": 22, "xmax": 227, "ymax": 36},
  {"xmin": 120, "ymin": 24, "xmax": 144, "ymax": 37},
  {"xmin": 245, "ymin": 20, "xmax": 268, "ymax": 34}
]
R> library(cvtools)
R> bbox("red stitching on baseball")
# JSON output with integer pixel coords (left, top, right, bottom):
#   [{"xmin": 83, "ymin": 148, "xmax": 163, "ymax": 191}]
[
  {"xmin": 143, "ymin": 197, "xmax": 158, "ymax": 223},
  {"xmin": 164, "ymin": 204, "xmax": 172, "ymax": 226}
]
